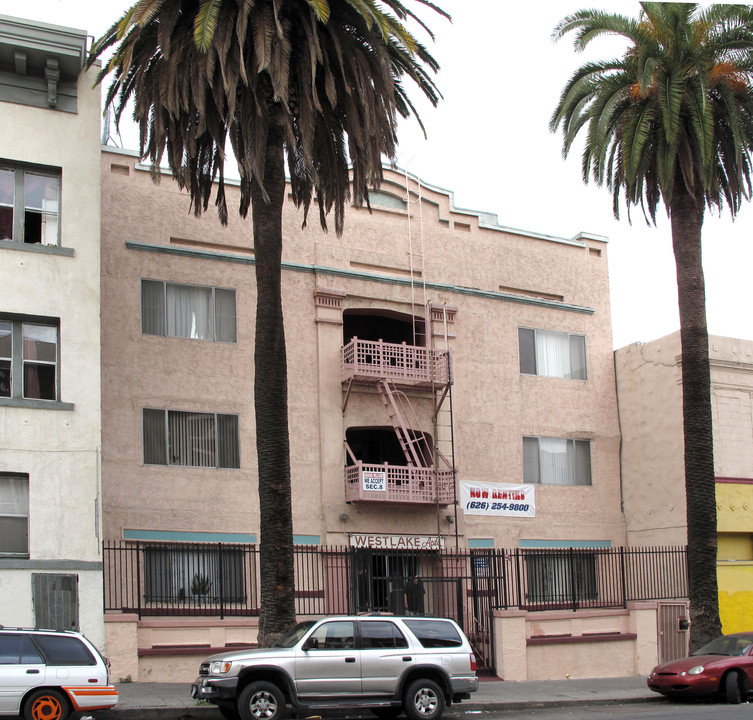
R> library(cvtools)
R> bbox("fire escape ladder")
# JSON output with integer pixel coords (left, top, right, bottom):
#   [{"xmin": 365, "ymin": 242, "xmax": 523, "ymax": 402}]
[
  {"xmin": 377, "ymin": 379, "xmax": 432, "ymax": 468},
  {"xmin": 429, "ymin": 303, "xmax": 458, "ymax": 519}
]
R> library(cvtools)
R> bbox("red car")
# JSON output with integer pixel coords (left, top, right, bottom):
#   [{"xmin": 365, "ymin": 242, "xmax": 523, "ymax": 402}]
[{"xmin": 648, "ymin": 632, "xmax": 753, "ymax": 703}]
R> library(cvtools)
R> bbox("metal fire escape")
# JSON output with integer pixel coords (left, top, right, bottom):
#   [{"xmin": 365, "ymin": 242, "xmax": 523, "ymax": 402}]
[{"xmin": 341, "ymin": 172, "xmax": 458, "ymax": 511}]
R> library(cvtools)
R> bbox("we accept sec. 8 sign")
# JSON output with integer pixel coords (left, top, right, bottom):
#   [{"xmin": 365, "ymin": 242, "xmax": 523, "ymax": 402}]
[{"xmin": 459, "ymin": 480, "xmax": 536, "ymax": 518}]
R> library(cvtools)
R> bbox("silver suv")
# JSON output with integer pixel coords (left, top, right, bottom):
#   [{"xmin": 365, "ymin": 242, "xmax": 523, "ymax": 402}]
[
  {"xmin": 0, "ymin": 626, "xmax": 118, "ymax": 720},
  {"xmin": 191, "ymin": 616, "xmax": 478, "ymax": 720}
]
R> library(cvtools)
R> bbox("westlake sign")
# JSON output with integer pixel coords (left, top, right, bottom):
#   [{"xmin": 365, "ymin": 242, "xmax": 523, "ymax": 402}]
[{"xmin": 350, "ymin": 534, "xmax": 444, "ymax": 550}]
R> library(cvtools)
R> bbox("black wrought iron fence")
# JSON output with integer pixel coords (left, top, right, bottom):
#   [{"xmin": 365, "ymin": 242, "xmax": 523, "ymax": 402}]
[{"xmin": 103, "ymin": 541, "xmax": 687, "ymax": 619}]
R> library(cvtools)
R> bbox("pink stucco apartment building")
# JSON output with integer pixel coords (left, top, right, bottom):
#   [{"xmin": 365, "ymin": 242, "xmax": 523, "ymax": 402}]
[{"xmin": 98, "ymin": 147, "xmax": 684, "ymax": 682}]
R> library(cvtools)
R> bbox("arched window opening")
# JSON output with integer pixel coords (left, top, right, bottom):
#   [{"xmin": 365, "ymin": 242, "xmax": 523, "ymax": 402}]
[{"xmin": 343, "ymin": 309, "xmax": 425, "ymax": 348}]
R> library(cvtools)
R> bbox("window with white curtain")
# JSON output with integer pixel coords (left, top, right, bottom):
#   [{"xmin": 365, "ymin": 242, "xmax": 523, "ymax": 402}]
[
  {"xmin": 141, "ymin": 280, "xmax": 237, "ymax": 342},
  {"xmin": 523, "ymin": 436, "xmax": 591, "ymax": 485},
  {"xmin": 518, "ymin": 328, "xmax": 587, "ymax": 380},
  {"xmin": 0, "ymin": 318, "xmax": 58, "ymax": 401},
  {"xmin": 0, "ymin": 474, "xmax": 29, "ymax": 556},
  {"xmin": 143, "ymin": 408, "xmax": 240, "ymax": 469}
]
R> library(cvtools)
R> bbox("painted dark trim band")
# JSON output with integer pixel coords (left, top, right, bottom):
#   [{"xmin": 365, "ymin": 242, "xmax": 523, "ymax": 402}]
[
  {"xmin": 125, "ymin": 241, "xmax": 595, "ymax": 316},
  {"xmin": 0, "ymin": 559, "xmax": 103, "ymax": 570}
]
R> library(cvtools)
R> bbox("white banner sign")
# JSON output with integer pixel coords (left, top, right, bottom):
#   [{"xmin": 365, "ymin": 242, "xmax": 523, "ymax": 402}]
[
  {"xmin": 362, "ymin": 470, "xmax": 386, "ymax": 492},
  {"xmin": 460, "ymin": 481, "xmax": 535, "ymax": 518},
  {"xmin": 350, "ymin": 534, "xmax": 444, "ymax": 550}
]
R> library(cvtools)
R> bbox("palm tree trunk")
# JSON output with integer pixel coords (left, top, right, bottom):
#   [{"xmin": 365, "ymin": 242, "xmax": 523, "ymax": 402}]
[
  {"xmin": 251, "ymin": 113, "xmax": 297, "ymax": 647},
  {"xmin": 670, "ymin": 175, "xmax": 721, "ymax": 651}
]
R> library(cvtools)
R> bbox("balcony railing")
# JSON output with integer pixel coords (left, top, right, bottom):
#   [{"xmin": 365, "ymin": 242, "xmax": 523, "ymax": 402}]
[
  {"xmin": 342, "ymin": 338, "xmax": 450, "ymax": 389},
  {"xmin": 345, "ymin": 462, "xmax": 455, "ymax": 505}
]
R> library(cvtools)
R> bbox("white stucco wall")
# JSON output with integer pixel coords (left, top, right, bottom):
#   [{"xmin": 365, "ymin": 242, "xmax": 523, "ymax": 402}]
[{"xmin": 0, "ymin": 53, "xmax": 103, "ymax": 645}]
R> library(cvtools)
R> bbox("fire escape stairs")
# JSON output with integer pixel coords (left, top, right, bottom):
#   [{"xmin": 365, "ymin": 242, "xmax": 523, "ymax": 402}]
[{"xmin": 377, "ymin": 378, "xmax": 432, "ymax": 469}]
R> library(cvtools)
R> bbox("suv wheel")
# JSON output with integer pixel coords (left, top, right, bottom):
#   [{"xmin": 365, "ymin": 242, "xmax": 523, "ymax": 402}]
[
  {"xmin": 24, "ymin": 689, "xmax": 70, "ymax": 720},
  {"xmin": 238, "ymin": 681, "xmax": 286, "ymax": 720},
  {"xmin": 403, "ymin": 679, "xmax": 445, "ymax": 720}
]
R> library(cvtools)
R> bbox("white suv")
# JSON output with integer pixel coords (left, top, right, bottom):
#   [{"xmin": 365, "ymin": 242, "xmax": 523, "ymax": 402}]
[
  {"xmin": 0, "ymin": 627, "xmax": 118, "ymax": 720},
  {"xmin": 192, "ymin": 616, "xmax": 478, "ymax": 720}
]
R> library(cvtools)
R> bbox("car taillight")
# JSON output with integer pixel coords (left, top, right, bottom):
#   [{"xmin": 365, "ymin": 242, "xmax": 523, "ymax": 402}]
[{"xmin": 470, "ymin": 653, "xmax": 477, "ymax": 672}]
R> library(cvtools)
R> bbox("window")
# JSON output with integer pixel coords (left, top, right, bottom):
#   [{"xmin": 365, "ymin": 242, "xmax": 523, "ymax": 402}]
[
  {"xmin": 143, "ymin": 408, "xmax": 240, "ymax": 468},
  {"xmin": 0, "ymin": 319, "xmax": 59, "ymax": 401},
  {"xmin": 307, "ymin": 620, "xmax": 355, "ymax": 650},
  {"xmin": 32, "ymin": 634, "xmax": 95, "ymax": 666},
  {"xmin": 523, "ymin": 437, "xmax": 591, "ymax": 486},
  {"xmin": 141, "ymin": 280, "xmax": 237, "ymax": 342},
  {"xmin": 403, "ymin": 619, "xmax": 463, "ymax": 648},
  {"xmin": 144, "ymin": 545, "xmax": 246, "ymax": 603},
  {"xmin": 0, "ymin": 474, "xmax": 29, "ymax": 556},
  {"xmin": 360, "ymin": 621, "xmax": 408, "ymax": 649},
  {"xmin": 0, "ymin": 635, "xmax": 43, "ymax": 664},
  {"xmin": 33, "ymin": 574, "xmax": 79, "ymax": 632},
  {"xmin": 0, "ymin": 166, "xmax": 60, "ymax": 245},
  {"xmin": 518, "ymin": 328, "xmax": 587, "ymax": 380},
  {"xmin": 524, "ymin": 551, "xmax": 597, "ymax": 605}
]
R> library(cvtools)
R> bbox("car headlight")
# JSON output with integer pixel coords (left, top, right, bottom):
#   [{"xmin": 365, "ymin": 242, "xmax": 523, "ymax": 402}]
[
  {"xmin": 688, "ymin": 665, "xmax": 704, "ymax": 675},
  {"xmin": 210, "ymin": 661, "xmax": 233, "ymax": 675}
]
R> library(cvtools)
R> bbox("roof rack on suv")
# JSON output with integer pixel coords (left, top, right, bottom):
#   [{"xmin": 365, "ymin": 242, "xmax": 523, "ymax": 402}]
[{"xmin": 0, "ymin": 626, "xmax": 75, "ymax": 634}]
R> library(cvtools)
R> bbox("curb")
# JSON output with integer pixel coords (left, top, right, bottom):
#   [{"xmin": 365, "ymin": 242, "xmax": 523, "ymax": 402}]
[{"xmin": 96, "ymin": 695, "xmax": 664, "ymax": 720}]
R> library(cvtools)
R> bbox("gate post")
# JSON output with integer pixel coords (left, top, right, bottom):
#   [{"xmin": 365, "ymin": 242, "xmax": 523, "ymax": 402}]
[{"xmin": 456, "ymin": 577, "xmax": 464, "ymax": 632}]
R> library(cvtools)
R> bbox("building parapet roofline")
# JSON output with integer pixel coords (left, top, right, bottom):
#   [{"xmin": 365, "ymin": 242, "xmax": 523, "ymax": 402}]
[{"xmin": 106, "ymin": 150, "xmax": 608, "ymax": 250}]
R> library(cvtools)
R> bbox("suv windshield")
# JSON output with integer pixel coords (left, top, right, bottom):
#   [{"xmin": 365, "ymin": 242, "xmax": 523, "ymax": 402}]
[{"xmin": 276, "ymin": 621, "xmax": 316, "ymax": 648}]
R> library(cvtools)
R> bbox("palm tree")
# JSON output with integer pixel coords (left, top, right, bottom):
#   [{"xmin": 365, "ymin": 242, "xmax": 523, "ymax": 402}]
[
  {"xmin": 551, "ymin": 2, "xmax": 753, "ymax": 650},
  {"xmin": 89, "ymin": 0, "xmax": 447, "ymax": 646}
]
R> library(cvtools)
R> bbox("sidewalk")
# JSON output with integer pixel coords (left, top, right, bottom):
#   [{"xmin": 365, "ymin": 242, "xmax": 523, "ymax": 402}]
[{"xmin": 96, "ymin": 676, "xmax": 661, "ymax": 719}]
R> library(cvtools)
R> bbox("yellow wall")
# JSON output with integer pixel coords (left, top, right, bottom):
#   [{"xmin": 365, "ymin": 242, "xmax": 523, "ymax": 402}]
[
  {"xmin": 716, "ymin": 484, "xmax": 753, "ymax": 535},
  {"xmin": 718, "ymin": 563, "xmax": 753, "ymax": 634},
  {"xmin": 716, "ymin": 483, "xmax": 753, "ymax": 633}
]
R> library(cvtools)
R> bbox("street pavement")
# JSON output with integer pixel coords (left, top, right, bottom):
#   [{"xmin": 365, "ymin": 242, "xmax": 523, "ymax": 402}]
[{"xmin": 95, "ymin": 675, "xmax": 662, "ymax": 720}]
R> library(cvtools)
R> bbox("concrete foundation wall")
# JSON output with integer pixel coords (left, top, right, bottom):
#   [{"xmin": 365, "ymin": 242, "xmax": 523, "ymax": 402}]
[{"xmin": 494, "ymin": 603, "xmax": 659, "ymax": 682}]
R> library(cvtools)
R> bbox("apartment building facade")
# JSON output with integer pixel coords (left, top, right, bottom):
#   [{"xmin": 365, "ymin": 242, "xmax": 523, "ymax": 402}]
[
  {"xmin": 0, "ymin": 15, "xmax": 104, "ymax": 645},
  {"xmin": 617, "ymin": 332, "xmax": 753, "ymax": 634},
  {"xmin": 95, "ymin": 146, "xmax": 674, "ymax": 682}
]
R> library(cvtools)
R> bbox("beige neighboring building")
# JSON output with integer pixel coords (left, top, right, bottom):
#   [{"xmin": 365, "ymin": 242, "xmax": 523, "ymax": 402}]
[
  {"xmin": 616, "ymin": 332, "xmax": 753, "ymax": 633},
  {"xmin": 0, "ymin": 16, "xmax": 104, "ymax": 645},
  {"xmin": 100, "ymin": 147, "xmax": 683, "ymax": 682}
]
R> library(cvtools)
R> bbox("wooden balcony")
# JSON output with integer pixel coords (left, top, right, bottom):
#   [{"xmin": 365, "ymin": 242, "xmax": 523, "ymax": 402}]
[
  {"xmin": 345, "ymin": 462, "xmax": 455, "ymax": 505},
  {"xmin": 342, "ymin": 338, "xmax": 450, "ymax": 390}
]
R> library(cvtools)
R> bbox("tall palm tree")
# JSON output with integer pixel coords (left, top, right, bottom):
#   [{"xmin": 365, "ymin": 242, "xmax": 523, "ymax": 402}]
[
  {"xmin": 551, "ymin": 2, "xmax": 753, "ymax": 650},
  {"xmin": 89, "ymin": 0, "xmax": 447, "ymax": 646}
]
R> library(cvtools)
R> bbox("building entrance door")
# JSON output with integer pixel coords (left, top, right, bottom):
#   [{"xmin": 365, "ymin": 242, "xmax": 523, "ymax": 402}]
[
  {"xmin": 352, "ymin": 550, "xmax": 421, "ymax": 614},
  {"xmin": 658, "ymin": 602, "xmax": 690, "ymax": 664}
]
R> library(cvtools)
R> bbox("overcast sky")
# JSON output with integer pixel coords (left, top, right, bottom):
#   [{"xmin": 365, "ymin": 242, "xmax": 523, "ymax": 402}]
[{"xmin": 5, "ymin": 0, "xmax": 752, "ymax": 349}]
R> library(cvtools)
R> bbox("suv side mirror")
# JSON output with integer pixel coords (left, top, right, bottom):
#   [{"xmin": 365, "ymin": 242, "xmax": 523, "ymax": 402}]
[{"xmin": 303, "ymin": 637, "xmax": 319, "ymax": 650}]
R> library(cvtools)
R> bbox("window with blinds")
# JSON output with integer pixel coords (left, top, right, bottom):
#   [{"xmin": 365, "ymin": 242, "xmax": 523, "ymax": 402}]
[
  {"xmin": 0, "ymin": 473, "xmax": 29, "ymax": 556},
  {"xmin": 143, "ymin": 408, "xmax": 240, "ymax": 469}
]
